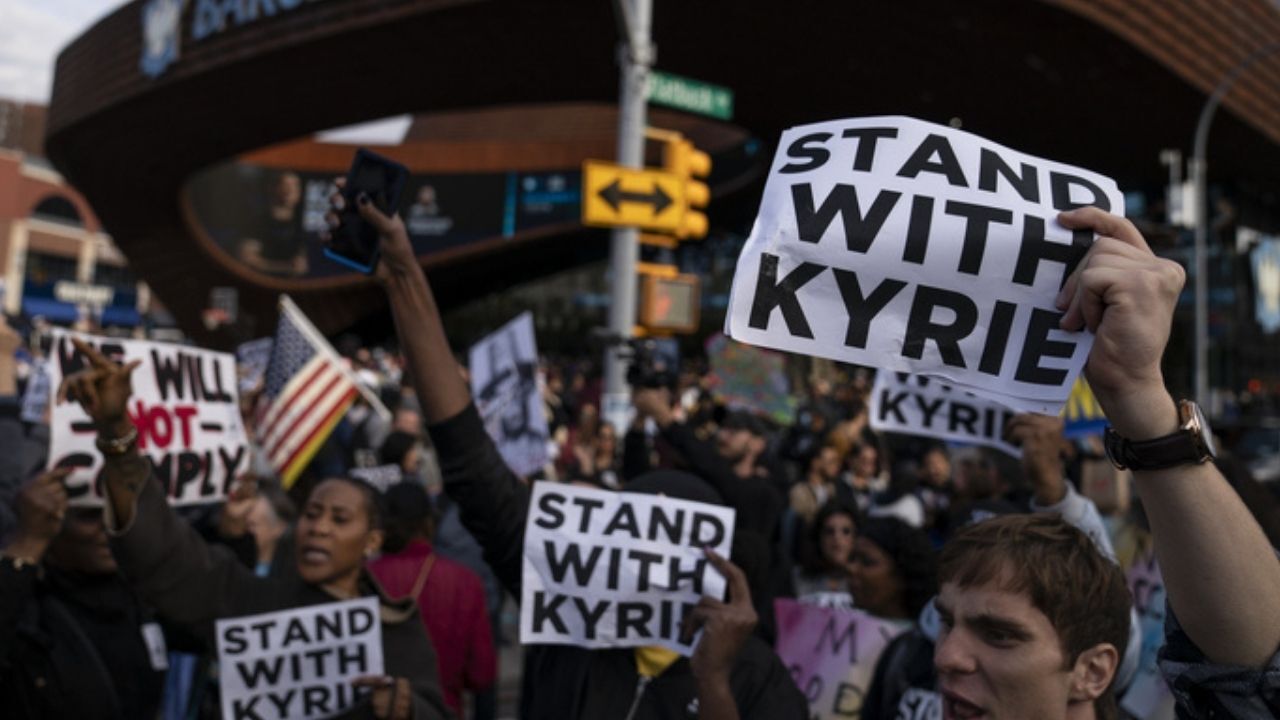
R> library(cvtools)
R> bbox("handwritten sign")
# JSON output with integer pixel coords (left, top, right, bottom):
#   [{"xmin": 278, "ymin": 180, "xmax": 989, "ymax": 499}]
[
  {"xmin": 706, "ymin": 333, "xmax": 797, "ymax": 425},
  {"xmin": 774, "ymin": 598, "xmax": 906, "ymax": 719},
  {"xmin": 46, "ymin": 330, "xmax": 248, "ymax": 506}
]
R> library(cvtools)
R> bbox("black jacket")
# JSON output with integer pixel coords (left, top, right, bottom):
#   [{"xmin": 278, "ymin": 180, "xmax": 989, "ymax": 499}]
[{"xmin": 430, "ymin": 403, "xmax": 808, "ymax": 720}]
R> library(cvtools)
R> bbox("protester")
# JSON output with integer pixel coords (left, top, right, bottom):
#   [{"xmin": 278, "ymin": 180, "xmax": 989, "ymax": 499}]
[
  {"xmin": 333, "ymin": 183, "xmax": 807, "ymax": 719},
  {"xmin": 792, "ymin": 500, "xmax": 859, "ymax": 604},
  {"xmin": 245, "ymin": 484, "xmax": 295, "ymax": 576},
  {"xmin": 789, "ymin": 444, "xmax": 841, "ymax": 525},
  {"xmin": 837, "ymin": 441, "xmax": 887, "ymax": 512},
  {"xmin": 368, "ymin": 482, "xmax": 496, "ymax": 717},
  {"xmin": 56, "ymin": 339, "xmax": 451, "ymax": 720}
]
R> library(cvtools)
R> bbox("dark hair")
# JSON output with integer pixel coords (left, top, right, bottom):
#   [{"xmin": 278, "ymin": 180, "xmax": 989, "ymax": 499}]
[
  {"xmin": 804, "ymin": 500, "xmax": 861, "ymax": 574},
  {"xmin": 858, "ymin": 516, "xmax": 938, "ymax": 618},
  {"xmin": 322, "ymin": 476, "xmax": 386, "ymax": 531},
  {"xmin": 940, "ymin": 514, "xmax": 1131, "ymax": 679},
  {"xmin": 379, "ymin": 431, "xmax": 418, "ymax": 467},
  {"xmin": 381, "ymin": 482, "xmax": 435, "ymax": 554}
]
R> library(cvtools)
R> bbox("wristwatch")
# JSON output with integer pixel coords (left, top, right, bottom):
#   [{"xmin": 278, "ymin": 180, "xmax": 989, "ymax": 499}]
[{"xmin": 1105, "ymin": 399, "xmax": 1217, "ymax": 471}]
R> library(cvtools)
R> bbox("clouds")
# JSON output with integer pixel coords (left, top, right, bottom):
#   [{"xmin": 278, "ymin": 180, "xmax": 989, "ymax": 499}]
[{"xmin": 0, "ymin": 1, "xmax": 130, "ymax": 103}]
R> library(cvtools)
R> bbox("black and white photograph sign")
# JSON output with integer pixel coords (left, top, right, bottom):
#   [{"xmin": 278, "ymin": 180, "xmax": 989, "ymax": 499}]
[
  {"xmin": 869, "ymin": 372, "xmax": 1021, "ymax": 457},
  {"xmin": 520, "ymin": 483, "xmax": 737, "ymax": 654},
  {"xmin": 216, "ymin": 597, "xmax": 383, "ymax": 720},
  {"xmin": 726, "ymin": 116, "xmax": 1124, "ymax": 413},
  {"xmin": 469, "ymin": 312, "xmax": 549, "ymax": 476}
]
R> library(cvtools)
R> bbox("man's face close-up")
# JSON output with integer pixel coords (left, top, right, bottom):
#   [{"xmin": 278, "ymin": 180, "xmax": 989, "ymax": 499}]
[{"xmin": 934, "ymin": 581, "xmax": 1077, "ymax": 720}]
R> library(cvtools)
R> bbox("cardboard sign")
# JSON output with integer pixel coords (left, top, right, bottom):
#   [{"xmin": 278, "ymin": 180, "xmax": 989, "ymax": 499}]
[
  {"xmin": 774, "ymin": 598, "xmax": 907, "ymax": 720},
  {"xmin": 469, "ymin": 312, "xmax": 549, "ymax": 477},
  {"xmin": 216, "ymin": 597, "xmax": 384, "ymax": 720},
  {"xmin": 46, "ymin": 330, "xmax": 249, "ymax": 506},
  {"xmin": 726, "ymin": 116, "xmax": 1124, "ymax": 414},
  {"xmin": 869, "ymin": 371, "xmax": 1021, "ymax": 457},
  {"xmin": 520, "ymin": 482, "xmax": 736, "ymax": 654},
  {"xmin": 705, "ymin": 333, "xmax": 797, "ymax": 425}
]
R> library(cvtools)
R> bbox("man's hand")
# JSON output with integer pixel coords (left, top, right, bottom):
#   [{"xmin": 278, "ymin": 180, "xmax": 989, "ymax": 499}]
[
  {"xmin": 55, "ymin": 337, "xmax": 141, "ymax": 436},
  {"xmin": 6, "ymin": 468, "xmax": 73, "ymax": 562},
  {"xmin": 684, "ymin": 548, "xmax": 757, "ymax": 684},
  {"xmin": 632, "ymin": 387, "xmax": 674, "ymax": 428},
  {"xmin": 323, "ymin": 179, "xmax": 418, "ymax": 282},
  {"xmin": 1005, "ymin": 414, "xmax": 1067, "ymax": 505},
  {"xmin": 1056, "ymin": 208, "xmax": 1185, "ymax": 440}
]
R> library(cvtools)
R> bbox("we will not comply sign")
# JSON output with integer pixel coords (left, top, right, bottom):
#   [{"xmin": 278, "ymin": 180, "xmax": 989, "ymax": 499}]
[{"xmin": 726, "ymin": 116, "xmax": 1124, "ymax": 413}]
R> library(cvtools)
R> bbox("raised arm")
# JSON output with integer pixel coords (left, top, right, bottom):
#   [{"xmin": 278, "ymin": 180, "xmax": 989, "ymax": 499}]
[
  {"xmin": 1058, "ymin": 207, "xmax": 1280, "ymax": 668},
  {"xmin": 329, "ymin": 186, "xmax": 529, "ymax": 595}
]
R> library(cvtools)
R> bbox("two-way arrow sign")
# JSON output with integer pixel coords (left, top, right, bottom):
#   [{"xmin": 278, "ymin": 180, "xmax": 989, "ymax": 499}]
[{"xmin": 582, "ymin": 160, "xmax": 685, "ymax": 232}]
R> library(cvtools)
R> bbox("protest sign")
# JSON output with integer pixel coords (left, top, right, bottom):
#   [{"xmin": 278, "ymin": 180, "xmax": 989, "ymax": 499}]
[
  {"xmin": 1120, "ymin": 549, "xmax": 1174, "ymax": 718},
  {"xmin": 20, "ymin": 358, "xmax": 49, "ymax": 424},
  {"xmin": 774, "ymin": 598, "xmax": 907, "ymax": 720},
  {"xmin": 1061, "ymin": 376, "xmax": 1108, "ymax": 438},
  {"xmin": 869, "ymin": 371, "xmax": 1020, "ymax": 457},
  {"xmin": 520, "ymin": 482, "xmax": 736, "ymax": 654},
  {"xmin": 469, "ymin": 312, "xmax": 549, "ymax": 476},
  {"xmin": 725, "ymin": 116, "xmax": 1124, "ymax": 414},
  {"xmin": 46, "ymin": 330, "xmax": 249, "ymax": 506},
  {"xmin": 216, "ymin": 597, "xmax": 383, "ymax": 720},
  {"xmin": 705, "ymin": 333, "xmax": 797, "ymax": 425},
  {"xmin": 237, "ymin": 337, "xmax": 274, "ymax": 394},
  {"xmin": 349, "ymin": 464, "xmax": 403, "ymax": 493}
]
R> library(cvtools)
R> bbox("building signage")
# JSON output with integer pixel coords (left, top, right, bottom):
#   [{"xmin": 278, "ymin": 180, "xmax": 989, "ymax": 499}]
[{"xmin": 143, "ymin": 0, "xmax": 331, "ymax": 78}]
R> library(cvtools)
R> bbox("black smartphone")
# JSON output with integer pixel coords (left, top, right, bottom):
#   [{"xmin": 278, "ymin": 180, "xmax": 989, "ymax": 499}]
[{"xmin": 324, "ymin": 148, "xmax": 409, "ymax": 274}]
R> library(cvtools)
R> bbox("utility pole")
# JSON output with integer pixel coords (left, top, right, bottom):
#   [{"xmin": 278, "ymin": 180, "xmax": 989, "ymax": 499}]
[{"xmin": 602, "ymin": 0, "xmax": 653, "ymax": 432}]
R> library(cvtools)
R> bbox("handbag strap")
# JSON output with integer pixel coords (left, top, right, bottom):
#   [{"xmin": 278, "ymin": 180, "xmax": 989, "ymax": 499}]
[{"xmin": 409, "ymin": 553, "xmax": 437, "ymax": 601}]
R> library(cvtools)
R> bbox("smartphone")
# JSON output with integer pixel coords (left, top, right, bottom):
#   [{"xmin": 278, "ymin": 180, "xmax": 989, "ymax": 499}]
[{"xmin": 324, "ymin": 148, "xmax": 409, "ymax": 274}]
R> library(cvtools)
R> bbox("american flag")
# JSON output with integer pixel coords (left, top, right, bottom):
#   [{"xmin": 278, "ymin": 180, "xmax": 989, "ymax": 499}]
[{"xmin": 256, "ymin": 297, "xmax": 359, "ymax": 488}]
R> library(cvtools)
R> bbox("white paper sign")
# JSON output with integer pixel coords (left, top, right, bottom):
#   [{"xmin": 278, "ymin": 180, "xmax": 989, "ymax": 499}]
[
  {"xmin": 726, "ymin": 116, "xmax": 1124, "ymax": 413},
  {"xmin": 46, "ymin": 330, "xmax": 249, "ymax": 506},
  {"xmin": 216, "ymin": 597, "xmax": 383, "ymax": 720},
  {"xmin": 469, "ymin": 312, "xmax": 549, "ymax": 476},
  {"xmin": 869, "ymin": 371, "xmax": 1021, "ymax": 457},
  {"xmin": 520, "ymin": 483, "xmax": 736, "ymax": 654}
]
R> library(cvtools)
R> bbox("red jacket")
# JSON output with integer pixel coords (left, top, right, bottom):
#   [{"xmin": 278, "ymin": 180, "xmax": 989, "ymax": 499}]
[{"xmin": 369, "ymin": 540, "xmax": 497, "ymax": 713}]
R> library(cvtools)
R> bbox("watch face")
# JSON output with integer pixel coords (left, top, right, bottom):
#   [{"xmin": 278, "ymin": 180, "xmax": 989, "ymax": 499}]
[{"xmin": 1192, "ymin": 402, "xmax": 1218, "ymax": 460}]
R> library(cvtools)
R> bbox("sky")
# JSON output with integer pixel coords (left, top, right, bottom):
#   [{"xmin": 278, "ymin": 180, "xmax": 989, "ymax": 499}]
[{"xmin": 0, "ymin": 0, "xmax": 131, "ymax": 103}]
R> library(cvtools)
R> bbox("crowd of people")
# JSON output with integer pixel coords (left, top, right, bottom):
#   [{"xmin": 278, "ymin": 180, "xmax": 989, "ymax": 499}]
[{"xmin": 1, "ymin": 184, "xmax": 1279, "ymax": 720}]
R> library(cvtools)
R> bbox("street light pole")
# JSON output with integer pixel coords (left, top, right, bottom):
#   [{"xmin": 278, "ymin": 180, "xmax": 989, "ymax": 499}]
[
  {"xmin": 1190, "ymin": 42, "xmax": 1280, "ymax": 407},
  {"xmin": 602, "ymin": 0, "xmax": 653, "ymax": 431}
]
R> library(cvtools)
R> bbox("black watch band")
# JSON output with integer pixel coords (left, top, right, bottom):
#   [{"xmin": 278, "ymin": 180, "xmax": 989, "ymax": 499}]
[{"xmin": 1104, "ymin": 399, "xmax": 1217, "ymax": 471}]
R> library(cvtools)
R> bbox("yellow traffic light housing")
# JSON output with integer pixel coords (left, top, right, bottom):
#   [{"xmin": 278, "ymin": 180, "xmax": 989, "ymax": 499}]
[{"xmin": 661, "ymin": 135, "xmax": 712, "ymax": 239}]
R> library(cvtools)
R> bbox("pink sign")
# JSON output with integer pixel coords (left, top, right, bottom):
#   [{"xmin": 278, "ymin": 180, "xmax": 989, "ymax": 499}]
[{"xmin": 774, "ymin": 598, "xmax": 907, "ymax": 719}]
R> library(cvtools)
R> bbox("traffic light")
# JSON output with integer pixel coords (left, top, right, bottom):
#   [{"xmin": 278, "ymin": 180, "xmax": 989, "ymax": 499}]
[
  {"xmin": 662, "ymin": 135, "xmax": 711, "ymax": 239},
  {"xmin": 639, "ymin": 270, "xmax": 701, "ymax": 333}
]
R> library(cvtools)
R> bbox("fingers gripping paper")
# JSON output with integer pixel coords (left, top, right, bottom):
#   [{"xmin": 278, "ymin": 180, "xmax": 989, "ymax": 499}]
[
  {"xmin": 520, "ymin": 483, "xmax": 736, "ymax": 654},
  {"xmin": 46, "ymin": 330, "xmax": 249, "ymax": 506},
  {"xmin": 726, "ymin": 116, "xmax": 1124, "ymax": 414}
]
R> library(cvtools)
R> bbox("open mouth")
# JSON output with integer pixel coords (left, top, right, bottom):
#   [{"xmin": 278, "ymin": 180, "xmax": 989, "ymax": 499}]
[
  {"xmin": 942, "ymin": 690, "xmax": 986, "ymax": 720},
  {"xmin": 299, "ymin": 546, "xmax": 331, "ymax": 565}
]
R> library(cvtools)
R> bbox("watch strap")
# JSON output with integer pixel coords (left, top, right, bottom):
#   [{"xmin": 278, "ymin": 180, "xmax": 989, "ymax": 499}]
[{"xmin": 1106, "ymin": 426, "xmax": 1203, "ymax": 471}]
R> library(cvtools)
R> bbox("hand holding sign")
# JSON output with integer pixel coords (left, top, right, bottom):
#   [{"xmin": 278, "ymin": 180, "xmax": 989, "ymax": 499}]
[
  {"xmin": 1055, "ymin": 207, "xmax": 1186, "ymax": 440},
  {"xmin": 1005, "ymin": 413, "xmax": 1068, "ymax": 505},
  {"xmin": 684, "ymin": 547, "xmax": 758, "ymax": 686},
  {"xmin": 56, "ymin": 337, "xmax": 142, "ymax": 435},
  {"xmin": 351, "ymin": 676, "xmax": 412, "ymax": 720}
]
